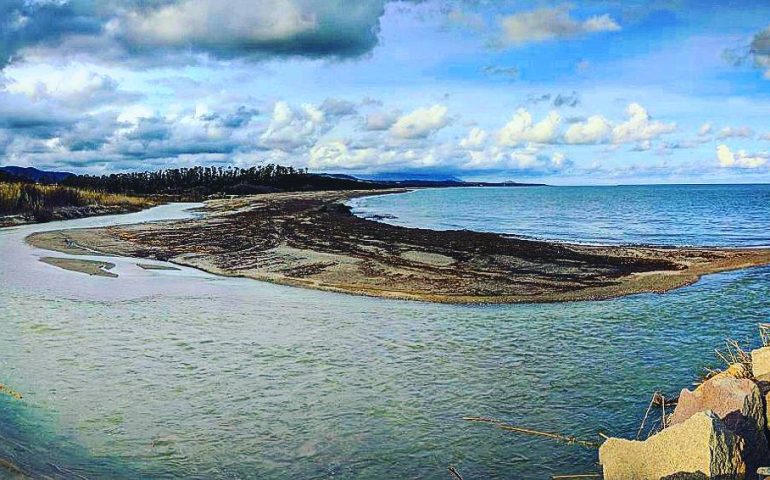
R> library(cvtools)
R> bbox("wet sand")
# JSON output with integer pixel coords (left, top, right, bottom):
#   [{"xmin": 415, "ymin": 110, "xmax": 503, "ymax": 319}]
[
  {"xmin": 26, "ymin": 189, "xmax": 770, "ymax": 304},
  {"xmin": 136, "ymin": 263, "xmax": 180, "ymax": 271},
  {"xmin": 39, "ymin": 257, "xmax": 118, "ymax": 278}
]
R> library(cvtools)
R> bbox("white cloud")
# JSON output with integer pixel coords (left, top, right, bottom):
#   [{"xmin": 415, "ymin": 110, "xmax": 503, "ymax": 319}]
[
  {"xmin": 698, "ymin": 122, "xmax": 713, "ymax": 136},
  {"xmin": 716, "ymin": 126, "xmax": 754, "ymax": 139},
  {"xmin": 259, "ymin": 101, "xmax": 327, "ymax": 151},
  {"xmin": 116, "ymin": 104, "xmax": 155, "ymax": 125},
  {"xmin": 447, "ymin": 9, "xmax": 485, "ymax": 31},
  {"xmin": 390, "ymin": 104, "xmax": 450, "ymax": 139},
  {"xmin": 582, "ymin": 14, "xmax": 621, "ymax": 33},
  {"xmin": 460, "ymin": 142, "xmax": 568, "ymax": 172},
  {"xmin": 611, "ymin": 103, "xmax": 677, "ymax": 144},
  {"xmin": 459, "ymin": 127, "xmax": 488, "ymax": 149},
  {"xmin": 499, "ymin": 7, "xmax": 620, "ymax": 45},
  {"xmin": 508, "ymin": 144, "xmax": 569, "ymax": 171},
  {"xmin": 309, "ymin": 140, "xmax": 387, "ymax": 169},
  {"xmin": 716, "ymin": 144, "xmax": 768, "ymax": 169},
  {"xmin": 5, "ymin": 65, "xmax": 140, "ymax": 110},
  {"xmin": 364, "ymin": 110, "xmax": 399, "ymax": 131},
  {"xmin": 564, "ymin": 115, "xmax": 612, "ymax": 144},
  {"xmin": 497, "ymin": 109, "xmax": 560, "ymax": 146},
  {"xmin": 551, "ymin": 151, "xmax": 567, "ymax": 168}
]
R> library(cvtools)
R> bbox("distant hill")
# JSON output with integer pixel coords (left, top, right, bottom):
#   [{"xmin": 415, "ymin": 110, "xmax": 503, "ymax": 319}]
[
  {"xmin": 354, "ymin": 172, "xmax": 465, "ymax": 183},
  {"xmin": 323, "ymin": 172, "xmax": 545, "ymax": 188},
  {"xmin": 0, "ymin": 166, "xmax": 74, "ymax": 183}
]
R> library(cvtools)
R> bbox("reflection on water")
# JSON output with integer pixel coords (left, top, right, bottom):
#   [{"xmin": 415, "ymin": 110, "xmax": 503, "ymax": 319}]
[{"xmin": 1, "ymin": 201, "xmax": 769, "ymax": 479}]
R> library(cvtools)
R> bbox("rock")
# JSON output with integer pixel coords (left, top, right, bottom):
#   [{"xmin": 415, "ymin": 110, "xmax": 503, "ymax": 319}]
[
  {"xmin": 670, "ymin": 376, "xmax": 769, "ymax": 474},
  {"xmin": 599, "ymin": 411, "xmax": 745, "ymax": 480},
  {"xmin": 703, "ymin": 363, "xmax": 751, "ymax": 385},
  {"xmin": 753, "ymin": 373, "xmax": 770, "ymax": 435},
  {"xmin": 753, "ymin": 347, "xmax": 770, "ymax": 378}
]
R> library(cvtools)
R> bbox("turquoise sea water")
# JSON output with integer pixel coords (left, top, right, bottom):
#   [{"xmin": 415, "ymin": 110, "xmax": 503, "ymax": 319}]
[
  {"xmin": 350, "ymin": 184, "xmax": 770, "ymax": 247},
  {"xmin": 1, "ymin": 188, "xmax": 769, "ymax": 479}
]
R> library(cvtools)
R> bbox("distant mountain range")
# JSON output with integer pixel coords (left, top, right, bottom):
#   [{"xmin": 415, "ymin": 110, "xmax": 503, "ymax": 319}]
[{"xmin": 0, "ymin": 166, "xmax": 74, "ymax": 183}]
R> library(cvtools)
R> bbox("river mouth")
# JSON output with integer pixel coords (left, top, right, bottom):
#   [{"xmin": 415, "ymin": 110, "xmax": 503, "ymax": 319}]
[{"xmin": 3, "ymin": 201, "xmax": 770, "ymax": 479}]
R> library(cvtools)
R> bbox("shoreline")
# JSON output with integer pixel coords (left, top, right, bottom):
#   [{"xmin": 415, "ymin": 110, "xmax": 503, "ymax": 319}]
[
  {"xmin": 0, "ymin": 203, "xmax": 152, "ymax": 228},
  {"xmin": 25, "ymin": 189, "xmax": 770, "ymax": 304}
]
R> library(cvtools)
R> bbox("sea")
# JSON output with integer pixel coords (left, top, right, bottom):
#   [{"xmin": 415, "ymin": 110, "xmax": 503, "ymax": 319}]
[{"xmin": 1, "ymin": 185, "xmax": 769, "ymax": 479}]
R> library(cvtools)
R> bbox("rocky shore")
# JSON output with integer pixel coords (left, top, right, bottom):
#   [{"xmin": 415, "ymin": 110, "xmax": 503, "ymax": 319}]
[
  {"xmin": 24, "ymin": 189, "xmax": 770, "ymax": 303},
  {"xmin": 600, "ymin": 336, "xmax": 770, "ymax": 479}
]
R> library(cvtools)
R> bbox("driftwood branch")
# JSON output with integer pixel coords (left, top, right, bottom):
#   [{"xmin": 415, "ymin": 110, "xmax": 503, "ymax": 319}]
[
  {"xmin": 463, "ymin": 416, "xmax": 600, "ymax": 448},
  {"xmin": 448, "ymin": 466, "xmax": 464, "ymax": 480}
]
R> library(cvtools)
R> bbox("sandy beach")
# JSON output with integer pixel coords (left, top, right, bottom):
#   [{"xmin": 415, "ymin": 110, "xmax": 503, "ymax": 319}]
[{"xmin": 26, "ymin": 189, "xmax": 770, "ymax": 304}]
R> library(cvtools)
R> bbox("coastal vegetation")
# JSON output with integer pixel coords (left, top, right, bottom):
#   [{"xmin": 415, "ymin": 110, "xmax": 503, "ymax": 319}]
[{"xmin": 0, "ymin": 182, "xmax": 155, "ymax": 223}]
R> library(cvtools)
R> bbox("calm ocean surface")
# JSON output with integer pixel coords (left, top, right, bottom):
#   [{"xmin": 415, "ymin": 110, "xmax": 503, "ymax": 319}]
[
  {"xmin": 1, "ymin": 186, "xmax": 769, "ymax": 479},
  {"xmin": 350, "ymin": 184, "xmax": 770, "ymax": 247}
]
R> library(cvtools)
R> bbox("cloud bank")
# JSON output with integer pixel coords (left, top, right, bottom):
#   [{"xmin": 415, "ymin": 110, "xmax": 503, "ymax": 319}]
[{"xmin": 0, "ymin": 0, "xmax": 392, "ymax": 67}]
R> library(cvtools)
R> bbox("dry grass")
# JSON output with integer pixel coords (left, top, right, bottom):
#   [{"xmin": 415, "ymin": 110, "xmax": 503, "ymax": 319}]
[{"xmin": 0, "ymin": 182, "xmax": 155, "ymax": 220}]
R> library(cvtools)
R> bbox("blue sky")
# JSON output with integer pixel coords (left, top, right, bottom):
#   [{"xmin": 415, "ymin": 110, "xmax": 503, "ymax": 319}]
[{"xmin": 2, "ymin": 0, "xmax": 770, "ymax": 184}]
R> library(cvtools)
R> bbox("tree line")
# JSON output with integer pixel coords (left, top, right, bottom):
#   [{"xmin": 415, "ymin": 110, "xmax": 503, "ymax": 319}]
[{"xmin": 62, "ymin": 165, "xmax": 383, "ymax": 197}]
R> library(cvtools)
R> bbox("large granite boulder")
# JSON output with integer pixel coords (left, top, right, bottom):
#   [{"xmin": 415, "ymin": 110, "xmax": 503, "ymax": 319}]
[
  {"xmin": 670, "ymin": 376, "xmax": 769, "ymax": 474},
  {"xmin": 599, "ymin": 411, "xmax": 745, "ymax": 480},
  {"xmin": 753, "ymin": 347, "xmax": 770, "ymax": 378},
  {"xmin": 706, "ymin": 363, "xmax": 751, "ymax": 383},
  {"xmin": 753, "ymin": 373, "xmax": 770, "ymax": 435}
]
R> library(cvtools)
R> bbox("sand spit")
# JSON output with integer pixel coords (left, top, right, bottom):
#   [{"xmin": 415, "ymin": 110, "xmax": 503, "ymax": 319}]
[{"xmin": 26, "ymin": 189, "xmax": 770, "ymax": 304}]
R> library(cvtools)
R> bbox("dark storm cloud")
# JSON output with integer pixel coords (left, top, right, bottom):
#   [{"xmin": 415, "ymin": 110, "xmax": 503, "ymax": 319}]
[
  {"xmin": 0, "ymin": 92, "xmax": 75, "ymax": 135},
  {"xmin": 0, "ymin": 0, "xmax": 396, "ymax": 68},
  {"xmin": 0, "ymin": 0, "xmax": 104, "ymax": 67}
]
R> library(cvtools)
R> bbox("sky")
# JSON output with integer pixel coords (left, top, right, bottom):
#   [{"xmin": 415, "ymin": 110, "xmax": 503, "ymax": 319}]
[{"xmin": 1, "ymin": 0, "xmax": 770, "ymax": 184}]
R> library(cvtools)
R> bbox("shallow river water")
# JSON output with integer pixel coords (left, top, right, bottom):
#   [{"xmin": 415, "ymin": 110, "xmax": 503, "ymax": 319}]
[{"xmin": 1, "ymin": 196, "xmax": 769, "ymax": 479}]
